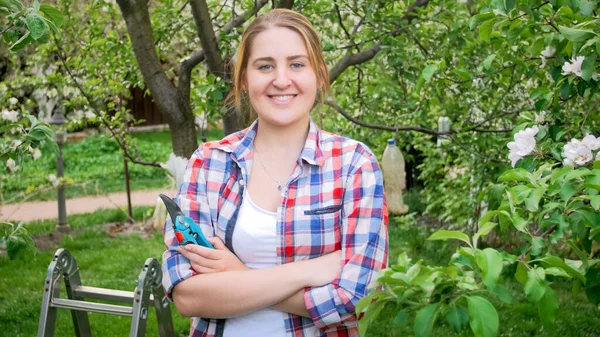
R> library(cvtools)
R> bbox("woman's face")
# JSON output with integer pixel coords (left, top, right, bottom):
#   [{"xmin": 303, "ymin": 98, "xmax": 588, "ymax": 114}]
[{"xmin": 244, "ymin": 26, "xmax": 318, "ymax": 129}]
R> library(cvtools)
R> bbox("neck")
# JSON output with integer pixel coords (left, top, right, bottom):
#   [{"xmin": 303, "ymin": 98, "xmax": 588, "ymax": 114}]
[{"xmin": 254, "ymin": 117, "xmax": 310, "ymax": 158}]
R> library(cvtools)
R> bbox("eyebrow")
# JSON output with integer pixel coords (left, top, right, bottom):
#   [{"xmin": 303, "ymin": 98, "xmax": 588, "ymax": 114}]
[{"xmin": 251, "ymin": 55, "xmax": 308, "ymax": 66}]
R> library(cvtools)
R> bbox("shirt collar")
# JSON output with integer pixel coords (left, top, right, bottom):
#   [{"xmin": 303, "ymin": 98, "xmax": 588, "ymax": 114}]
[{"xmin": 211, "ymin": 118, "xmax": 325, "ymax": 167}]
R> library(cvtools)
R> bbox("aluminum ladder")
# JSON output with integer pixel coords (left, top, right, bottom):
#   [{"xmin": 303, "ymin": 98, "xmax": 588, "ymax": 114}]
[{"xmin": 37, "ymin": 248, "xmax": 174, "ymax": 337}]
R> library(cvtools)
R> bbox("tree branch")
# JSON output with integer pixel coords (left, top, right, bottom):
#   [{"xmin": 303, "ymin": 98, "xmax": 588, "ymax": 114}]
[
  {"xmin": 179, "ymin": 0, "xmax": 269, "ymax": 103},
  {"xmin": 335, "ymin": 3, "xmax": 353, "ymax": 45},
  {"xmin": 329, "ymin": 0, "xmax": 430, "ymax": 83},
  {"xmin": 190, "ymin": 0, "xmax": 226, "ymax": 78},
  {"xmin": 54, "ymin": 37, "xmax": 162, "ymax": 168},
  {"xmin": 326, "ymin": 100, "xmax": 511, "ymax": 135}
]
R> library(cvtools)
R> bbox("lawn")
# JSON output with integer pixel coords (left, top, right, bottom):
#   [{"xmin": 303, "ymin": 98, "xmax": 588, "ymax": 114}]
[
  {"xmin": 1, "ymin": 214, "xmax": 599, "ymax": 337},
  {"xmin": 2, "ymin": 128, "xmax": 224, "ymax": 203}
]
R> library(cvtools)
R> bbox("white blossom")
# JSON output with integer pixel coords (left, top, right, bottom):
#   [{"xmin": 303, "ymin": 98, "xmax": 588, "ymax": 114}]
[
  {"xmin": 85, "ymin": 110, "xmax": 96, "ymax": 119},
  {"xmin": 46, "ymin": 88, "xmax": 58, "ymax": 98},
  {"xmin": 2, "ymin": 109, "xmax": 18, "ymax": 122},
  {"xmin": 32, "ymin": 148, "xmax": 42, "ymax": 160},
  {"xmin": 581, "ymin": 134, "xmax": 600, "ymax": 151},
  {"xmin": 48, "ymin": 174, "xmax": 59, "ymax": 187},
  {"xmin": 562, "ymin": 56, "xmax": 585, "ymax": 77},
  {"xmin": 534, "ymin": 111, "xmax": 547, "ymax": 124},
  {"xmin": 507, "ymin": 126, "xmax": 539, "ymax": 167},
  {"xmin": 563, "ymin": 135, "xmax": 599, "ymax": 166},
  {"xmin": 160, "ymin": 153, "xmax": 189, "ymax": 188},
  {"xmin": 12, "ymin": 139, "xmax": 22, "ymax": 150},
  {"xmin": 9, "ymin": 97, "xmax": 18, "ymax": 106},
  {"xmin": 6, "ymin": 158, "xmax": 17, "ymax": 172},
  {"xmin": 541, "ymin": 46, "xmax": 556, "ymax": 58},
  {"xmin": 539, "ymin": 47, "xmax": 555, "ymax": 69}
]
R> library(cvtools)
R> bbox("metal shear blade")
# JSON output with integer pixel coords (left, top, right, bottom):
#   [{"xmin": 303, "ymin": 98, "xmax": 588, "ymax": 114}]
[{"xmin": 159, "ymin": 194, "xmax": 183, "ymax": 225}]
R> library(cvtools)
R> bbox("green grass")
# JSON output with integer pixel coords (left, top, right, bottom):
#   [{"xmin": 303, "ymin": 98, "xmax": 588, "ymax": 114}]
[
  {"xmin": 1, "ymin": 214, "xmax": 599, "ymax": 336},
  {"xmin": 2, "ymin": 128, "xmax": 224, "ymax": 203}
]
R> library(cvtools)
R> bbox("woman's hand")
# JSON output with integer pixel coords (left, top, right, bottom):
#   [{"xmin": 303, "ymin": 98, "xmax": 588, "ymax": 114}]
[{"xmin": 177, "ymin": 237, "xmax": 249, "ymax": 274}]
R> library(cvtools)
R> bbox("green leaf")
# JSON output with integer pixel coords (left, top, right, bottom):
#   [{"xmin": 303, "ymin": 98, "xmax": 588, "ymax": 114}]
[
  {"xmin": 584, "ymin": 172, "xmax": 600, "ymax": 190},
  {"xmin": 479, "ymin": 19, "xmax": 495, "ymax": 43},
  {"xmin": 574, "ymin": 0, "xmax": 596, "ymax": 16},
  {"xmin": 414, "ymin": 303, "xmax": 439, "ymax": 337},
  {"xmin": 559, "ymin": 181, "xmax": 578, "ymax": 203},
  {"xmin": 467, "ymin": 296, "xmax": 499, "ymax": 337},
  {"xmin": 483, "ymin": 54, "xmax": 496, "ymax": 70},
  {"xmin": 498, "ymin": 168, "xmax": 535, "ymax": 185},
  {"xmin": 422, "ymin": 64, "xmax": 438, "ymax": 83},
  {"xmin": 469, "ymin": 12, "xmax": 495, "ymax": 30},
  {"xmin": 447, "ymin": 306, "xmax": 469, "ymax": 334},
  {"xmin": 9, "ymin": 31, "xmax": 32, "ymax": 51},
  {"xmin": 581, "ymin": 55, "xmax": 596, "ymax": 82},
  {"xmin": 538, "ymin": 286, "xmax": 559, "ymax": 328},
  {"xmin": 474, "ymin": 222, "xmax": 498, "ymax": 244},
  {"xmin": 560, "ymin": 81, "xmax": 570, "ymax": 99},
  {"xmin": 39, "ymin": 4, "xmax": 64, "ymax": 28},
  {"xmin": 515, "ymin": 261, "xmax": 528, "ymax": 285},
  {"xmin": 585, "ymin": 268, "xmax": 600, "ymax": 305},
  {"xmin": 428, "ymin": 230, "xmax": 471, "ymax": 246},
  {"xmin": 525, "ymin": 267, "xmax": 546, "ymax": 303},
  {"xmin": 358, "ymin": 300, "xmax": 386, "ymax": 337},
  {"xmin": 476, "ymin": 248, "xmax": 503, "ymax": 289},
  {"xmin": 542, "ymin": 255, "xmax": 586, "ymax": 282},
  {"xmin": 531, "ymin": 237, "xmax": 545, "ymax": 256},
  {"xmin": 591, "ymin": 196, "xmax": 600, "ymax": 210},
  {"xmin": 511, "ymin": 213, "xmax": 527, "ymax": 232},
  {"xmin": 25, "ymin": 13, "xmax": 48, "ymax": 41},
  {"xmin": 394, "ymin": 311, "xmax": 409, "ymax": 326},
  {"xmin": 524, "ymin": 186, "xmax": 546, "ymax": 212},
  {"xmin": 491, "ymin": 284, "xmax": 513, "ymax": 303},
  {"xmin": 559, "ymin": 26, "xmax": 596, "ymax": 42},
  {"xmin": 0, "ymin": 0, "xmax": 24, "ymax": 10}
]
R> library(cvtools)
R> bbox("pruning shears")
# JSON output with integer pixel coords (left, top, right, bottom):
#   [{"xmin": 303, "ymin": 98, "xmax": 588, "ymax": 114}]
[{"xmin": 159, "ymin": 194, "xmax": 214, "ymax": 249}]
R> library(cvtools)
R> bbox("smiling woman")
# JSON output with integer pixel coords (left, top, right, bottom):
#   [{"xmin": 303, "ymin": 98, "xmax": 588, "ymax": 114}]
[{"xmin": 161, "ymin": 9, "xmax": 388, "ymax": 337}]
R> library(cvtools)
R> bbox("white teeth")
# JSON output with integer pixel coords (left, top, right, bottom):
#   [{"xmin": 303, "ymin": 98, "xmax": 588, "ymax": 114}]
[{"xmin": 272, "ymin": 95, "xmax": 294, "ymax": 101}]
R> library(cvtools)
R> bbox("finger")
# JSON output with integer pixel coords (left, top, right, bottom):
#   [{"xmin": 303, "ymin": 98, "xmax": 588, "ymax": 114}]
[
  {"xmin": 181, "ymin": 244, "xmax": 217, "ymax": 259},
  {"xmin": 180, "ymin": 248, "xmax": 222, "ymax": 271},
  {"xmin": 191, "ymin": 264, "xmax": 218, "ymax": 274},
  {"xmin": 207, "ymin": 237, "xmax": 227, "ymax": 250}
]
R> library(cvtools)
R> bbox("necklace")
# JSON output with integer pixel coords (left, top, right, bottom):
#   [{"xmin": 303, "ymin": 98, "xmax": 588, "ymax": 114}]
[{"xmin": 254, "ymin": 143, "xmax": 285, "ymax": 191}]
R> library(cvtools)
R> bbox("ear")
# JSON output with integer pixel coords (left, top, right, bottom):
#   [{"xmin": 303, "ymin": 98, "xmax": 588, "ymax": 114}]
[{"xmin": 241, "ymin": 71, "xmax": 248, "ymax": 91}]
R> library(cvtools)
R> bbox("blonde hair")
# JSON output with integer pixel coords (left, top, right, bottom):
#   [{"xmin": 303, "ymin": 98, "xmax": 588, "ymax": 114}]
[{"xmin": 227, "ymin": 9, "xmax": 331, "ymax": 118}]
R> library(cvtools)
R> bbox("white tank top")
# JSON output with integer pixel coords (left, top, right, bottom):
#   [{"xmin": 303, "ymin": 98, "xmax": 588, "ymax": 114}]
[{"xmin": 223, "ymin": 189, "xmax": 286, "ymax": 337}]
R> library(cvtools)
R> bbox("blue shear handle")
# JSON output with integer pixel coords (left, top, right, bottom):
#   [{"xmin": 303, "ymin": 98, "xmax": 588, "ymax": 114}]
[{"xmin": 174, "ymin": 216, "xmax": 215, "ymax": 249}]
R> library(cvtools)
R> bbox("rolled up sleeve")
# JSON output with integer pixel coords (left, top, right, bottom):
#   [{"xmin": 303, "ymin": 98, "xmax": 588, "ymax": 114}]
[
  {"xmin": 304, "ymin": 148, "xmax": 388, "ymax": 330},
  {"xmin": 161, "ymin": 147, "xmax": 215, "ymax": 298}
]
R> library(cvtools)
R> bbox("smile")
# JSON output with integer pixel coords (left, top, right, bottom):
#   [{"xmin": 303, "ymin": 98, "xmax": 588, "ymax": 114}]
[{"xmin": 268, "ymin": 94, "xmax": 297, "ymax": 104}]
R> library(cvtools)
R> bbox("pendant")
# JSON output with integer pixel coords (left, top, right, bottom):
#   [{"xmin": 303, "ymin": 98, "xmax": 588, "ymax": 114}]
[{"xmin": 277, "ymin": 185, "xmax": 282, "ymax": 191}]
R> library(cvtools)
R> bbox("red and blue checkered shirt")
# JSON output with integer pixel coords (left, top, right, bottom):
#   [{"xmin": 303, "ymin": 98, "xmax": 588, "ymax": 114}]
[{"xmin": 162, "ymin": 119, "xmax": 388, "ymax": 337}]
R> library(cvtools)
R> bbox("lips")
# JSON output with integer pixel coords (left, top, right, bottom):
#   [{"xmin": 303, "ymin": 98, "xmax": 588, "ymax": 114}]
[{"xmin": 268, "ymin": 94, "xmax": 297, "ymax": 104}]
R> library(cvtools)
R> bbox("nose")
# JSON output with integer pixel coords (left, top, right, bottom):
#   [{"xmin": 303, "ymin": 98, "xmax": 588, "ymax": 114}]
[{"xmin": 272, "ymin": 68, "xmax": 292, "ymax": 89}]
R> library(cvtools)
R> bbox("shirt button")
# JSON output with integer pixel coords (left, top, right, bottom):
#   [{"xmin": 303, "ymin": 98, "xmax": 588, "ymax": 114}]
[{"xmin": 239, "ymin": 179, "xmax": 245, "ymax": 186}]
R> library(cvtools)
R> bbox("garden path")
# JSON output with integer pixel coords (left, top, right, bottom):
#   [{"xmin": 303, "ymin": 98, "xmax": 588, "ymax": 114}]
[{"xmin": 0, "ymin": 188, "xmax": 177, "ymax": 222}]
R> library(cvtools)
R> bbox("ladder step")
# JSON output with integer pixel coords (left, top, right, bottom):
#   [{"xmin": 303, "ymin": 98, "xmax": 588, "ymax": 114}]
[
  {"xmin": 74, "ymin": 286, "xmax": 156, "ymax": 305},
  {"xmin": 51, "ymin": 298, "xmax": 133, "ymax": 317}
]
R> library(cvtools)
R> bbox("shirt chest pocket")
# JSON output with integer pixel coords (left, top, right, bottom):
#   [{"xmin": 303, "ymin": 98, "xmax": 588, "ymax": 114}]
[{"xmin": 303, "ymin": 204, "xmax": 342, "ymax": 252}]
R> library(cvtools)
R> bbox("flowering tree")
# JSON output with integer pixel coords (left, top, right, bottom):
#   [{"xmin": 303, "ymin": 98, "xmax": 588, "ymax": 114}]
[
  {"xmin": 1, "ymin": 0, "xmax": 64, "ymax": 259},
  {"xmin": 359, "ymin": 1, "xmax": 600, "ymax": 336}
]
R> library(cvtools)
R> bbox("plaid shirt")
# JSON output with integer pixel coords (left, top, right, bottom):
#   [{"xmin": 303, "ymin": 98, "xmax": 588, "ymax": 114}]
[{"xmin": 162, "ymin": 119, "xmax": 388, "ymax": 337}]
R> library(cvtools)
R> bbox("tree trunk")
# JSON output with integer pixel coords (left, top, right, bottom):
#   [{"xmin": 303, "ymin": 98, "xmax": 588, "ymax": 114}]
[{"xmin": 116, "ymin": 0, "xmax": 198, "ymax": 158}]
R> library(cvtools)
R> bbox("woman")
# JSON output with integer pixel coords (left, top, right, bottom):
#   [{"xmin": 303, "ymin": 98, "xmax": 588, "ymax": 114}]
[{"xmin": 162, "ymin": 9, "xmax": 388, "ymax": 337}]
